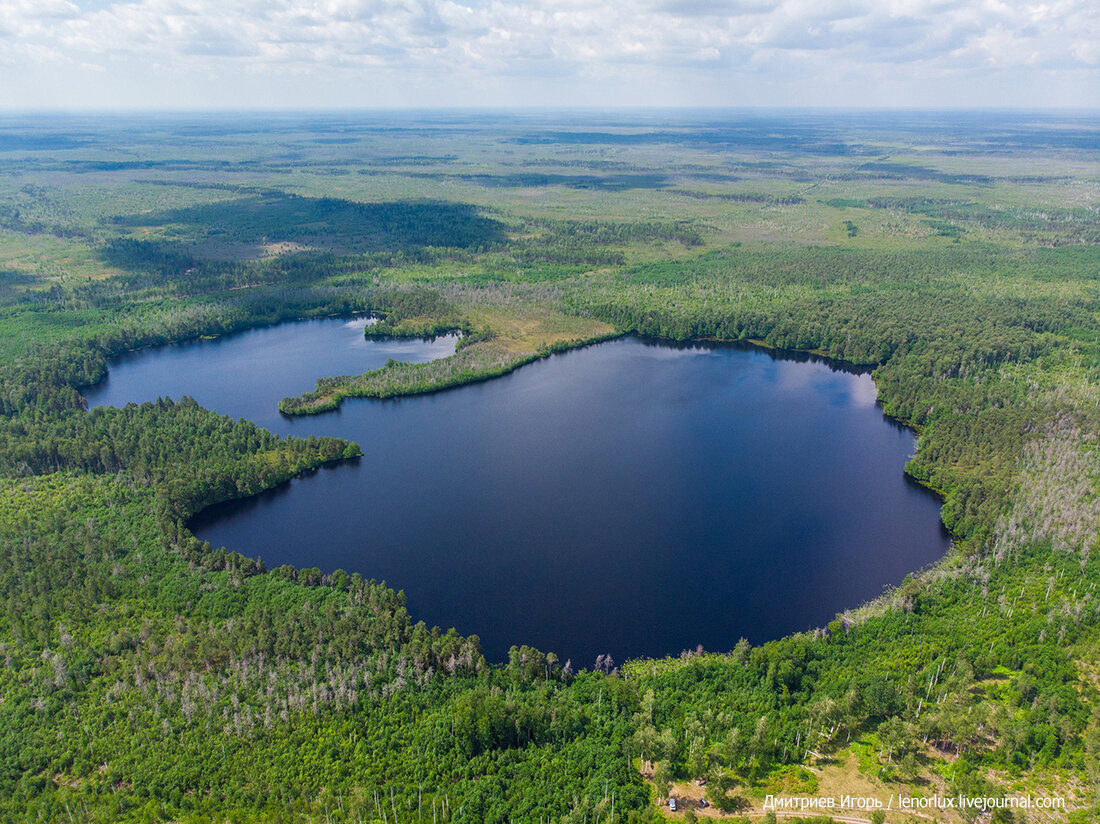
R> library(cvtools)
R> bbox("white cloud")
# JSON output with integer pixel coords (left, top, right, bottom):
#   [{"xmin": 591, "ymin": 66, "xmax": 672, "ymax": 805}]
[{"xmin": 0, "ymin": 0, "xmax": 1096, "ymax": 106}]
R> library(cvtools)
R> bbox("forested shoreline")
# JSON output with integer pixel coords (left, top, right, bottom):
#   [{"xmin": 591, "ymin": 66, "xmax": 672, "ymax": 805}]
[{"xmin": 0, "ymin": 113, "xmax": 1098, "ymax": 823}]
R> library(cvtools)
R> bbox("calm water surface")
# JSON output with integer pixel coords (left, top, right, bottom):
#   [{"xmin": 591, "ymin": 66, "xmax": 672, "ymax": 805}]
[{"xmin": 85, "ymin": 318, "xmax": 950, "ymax": 665}]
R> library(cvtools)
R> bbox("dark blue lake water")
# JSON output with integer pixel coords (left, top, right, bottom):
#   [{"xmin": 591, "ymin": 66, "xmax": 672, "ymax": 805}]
[{"xmin": 84, "ymin": 318, "xmax": 950, "ymax": 665}]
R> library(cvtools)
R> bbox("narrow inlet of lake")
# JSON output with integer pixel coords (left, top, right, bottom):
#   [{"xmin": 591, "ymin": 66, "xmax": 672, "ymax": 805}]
[{"xmin": 84, "ymin": 318, "xmax": 950, "ymax": 666}]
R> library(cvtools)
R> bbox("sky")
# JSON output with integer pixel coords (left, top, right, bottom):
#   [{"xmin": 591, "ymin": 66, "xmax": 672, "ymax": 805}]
[{"xmin": 1, "ymin": 0, "xmax": 1097, "ymax": 109}]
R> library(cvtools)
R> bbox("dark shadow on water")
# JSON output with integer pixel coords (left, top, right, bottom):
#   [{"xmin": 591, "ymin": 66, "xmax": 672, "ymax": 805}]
[{"xmin": 190, "ymin": 457, "xmax": 365, "ymax": 534}]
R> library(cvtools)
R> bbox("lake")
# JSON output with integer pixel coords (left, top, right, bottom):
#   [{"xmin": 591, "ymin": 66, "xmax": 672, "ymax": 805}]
[{"xmin": 83, "ymin": 318, "xmax": 950, "ymax": 666}]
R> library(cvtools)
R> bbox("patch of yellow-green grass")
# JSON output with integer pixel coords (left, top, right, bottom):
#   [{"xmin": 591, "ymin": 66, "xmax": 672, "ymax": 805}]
[
  {"xmin": 0, "ymin": 228, "xmax": 121, "ymax": 282},
  {"xmin": 279, "ymin": 306, "xmax": 616, "ymax": 415},
  {"xmin": 751, "ymin": 765, "xmax": 820, "ymax": 798},
  {"xmin": 464, "ymin": 305, "xmax": 615, "ymax": 354},
  {"xmin": 850, "ymin": 735, "xmax": 885, "ymax": 778}
]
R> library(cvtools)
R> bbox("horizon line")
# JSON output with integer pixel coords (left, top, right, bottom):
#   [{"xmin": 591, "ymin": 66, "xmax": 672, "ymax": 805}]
[{"xmin": 3, "ymin": 104, "xmax": 1099, "ymax": 116}]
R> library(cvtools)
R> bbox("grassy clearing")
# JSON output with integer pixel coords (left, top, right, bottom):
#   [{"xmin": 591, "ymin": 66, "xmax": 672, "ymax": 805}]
[
  {"xmin": 642, "ymin": 741, "xmax": 1086, "ymax": 823},
  {"xmin": 278, "ymin": 305, "xmax": 616, "ymax": 414},
  {"xmin": 0, "ymin": 228, "xmax": 122, "ymax": 282}
]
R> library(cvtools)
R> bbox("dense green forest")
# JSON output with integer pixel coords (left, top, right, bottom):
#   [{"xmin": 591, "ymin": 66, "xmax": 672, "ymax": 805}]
[{"xmin": 0, "ymin": 112, "xmax": 1098, "ymax": 823}]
